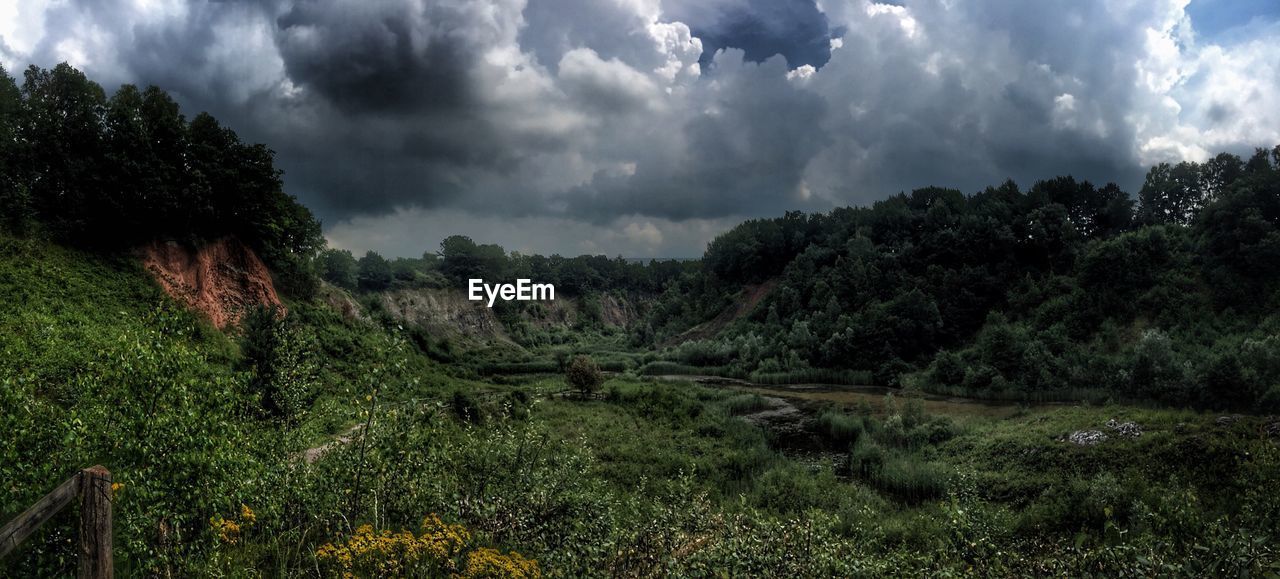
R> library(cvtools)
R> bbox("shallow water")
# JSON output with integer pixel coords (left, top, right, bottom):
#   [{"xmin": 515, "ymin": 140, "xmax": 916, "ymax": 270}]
[{"xmin": 650, "ymin": 374, "xmax": 1060, "ymax": 418}]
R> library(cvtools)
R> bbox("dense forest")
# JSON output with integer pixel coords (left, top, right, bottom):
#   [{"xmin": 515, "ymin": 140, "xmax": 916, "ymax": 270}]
[
  {"xmin": 315, "ymin": 236, "xmax": 696, "ymax": 296},
  {"xmin": 640, "ymin": 150, "xmax": 1280, "ymax": 410},
  {"xmin": 3, "ymin": 62, "xmax": 1279, "ymax": 576},
  {"xmin": 0, "ymin": 63, "xmax": 324, "ymax": 296},
  {"xmin": 5, "ymin": 61, "xmax": 1279, "ymax": 411}
]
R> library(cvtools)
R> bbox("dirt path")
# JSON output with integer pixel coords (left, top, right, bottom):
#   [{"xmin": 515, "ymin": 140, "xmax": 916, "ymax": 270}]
[{"xmin": 301, "ymin": 423, "xmax": 363, "ymax": 464}]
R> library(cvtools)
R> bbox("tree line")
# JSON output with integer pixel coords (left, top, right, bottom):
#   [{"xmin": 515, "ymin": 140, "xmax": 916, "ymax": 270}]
[
  {"xmin": 316, "ymin": 235, "xmax": 698, "ymax": 295},
  {"xmin": 0, "ymin": 62, "xmax": 323, "ymax": 296},
  {"xmin": 647, "ymin": 147, "xmax": 1280, "ymax": 409}
]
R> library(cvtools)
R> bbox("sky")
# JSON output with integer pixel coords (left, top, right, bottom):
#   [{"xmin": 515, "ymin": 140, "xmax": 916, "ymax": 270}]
[{"xmin": 1, "ymin": 0, "xmax": 1278, "ymax": 258}]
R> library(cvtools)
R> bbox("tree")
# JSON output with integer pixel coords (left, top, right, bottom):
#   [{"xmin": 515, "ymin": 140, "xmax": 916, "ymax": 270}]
[
  {"xmin": 357, "ymin": 250, "xmax": 393, "ymax": 291},
  {"xmin": 0, "ymin": 64, "xmax": 30, "ymax": 232},
  {"xmin": 318, "ymin": 248, "xmax": 359, "ymax": 290},
  {"xmin": 1137, "ymin": 161, "xmax": 1206, "ymax": 225},
  {"xmin": 240, "ymin": 305, "xmax": 317, "ymax": 423},
  {"xmin": 566, "ymin": 355, "xmax": 604, "ymax": 398},
  {"xmin": 21, "ymin": 63, "xmax": 108, "ymax": 237}
]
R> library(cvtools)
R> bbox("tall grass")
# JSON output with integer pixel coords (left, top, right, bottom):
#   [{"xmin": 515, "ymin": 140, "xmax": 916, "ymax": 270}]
[
  {"xmin": 479, "ymin": 360, "xmax": 562, "ymax": 375},
  {"xmin": 638, "ymin": 362, "xmax": 873, "ymax": 386},
  {"xmin": 637, "ymin": 361, "xmax": 748, "ymax": 379},
  {"xmin": 848, "ymin": 439, "xmax": 949, "ymax": 503},
  {"xmin": 479, "ymin": 358, "xmax": 631, "ymax": 375},
  {"xmin": 723, "ymin": 393, "xmax": 771, "ymax": 415},
  {"xmin": 750, "ymin": 368, "xmax": 874, "ymax": 386},
  {"xmin": 814, "ymin": 410, "xmax": 864, "ymax": 445},
  {"xmin": 873, "ymin": 456, "xmax": 950, "ymax": 503},
  {"xmin": 919, "ymin": 382, "xmax": 1113, "ymax": 404}
]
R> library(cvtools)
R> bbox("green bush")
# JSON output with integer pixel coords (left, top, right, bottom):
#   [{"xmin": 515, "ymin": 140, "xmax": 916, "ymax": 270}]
[
  {"xmin": 848, "ymin": 438, "xmax": 886, "ymax": 478},
  {"xmin": 450, "ymin": 390, "xmax": 484, "ymax": 423},
  {"xmin": 566, "ymin": 354, "xmax": 605, "ymax": 397},
  {"xmin": 814, "ymin": 410, "xmax": 864, "ymax": 446},
  {"xmin": 723, "ymin": 393, "xmax": 771, "ymax": 415},
  {"xmin": 873, "ymin": 456, "xmax": 950, "ymax": 503}
]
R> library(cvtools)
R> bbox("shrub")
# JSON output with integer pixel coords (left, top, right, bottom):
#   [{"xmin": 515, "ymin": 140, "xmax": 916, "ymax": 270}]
[
  {"xmin": 873, "ymin": 456, "xmax": 950, "ymax": 503},
  {"xmin": 848, "ymin": 439, "xmax": 886, "ymax": 478},
  {"xmin": 566, "ymin": 355, "xmax": 605, "ymax": 398},
  {"xmin": 239, "ymin": 304, "xmax": 317, "ymax": 423},
  {"xmin": 814, "ymin": 410, "xmax": 864, "ymax": 446},
  {"xmin": 451, "ymin": 390, "xmax": 484, "ymax": 423},
  {"xmin": 724, "ymin": 393, "xmax": 771, "ymax": 415}
]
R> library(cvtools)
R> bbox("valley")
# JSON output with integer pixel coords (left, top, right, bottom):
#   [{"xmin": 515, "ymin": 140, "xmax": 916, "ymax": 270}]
[{"xmin": 2, "ymin": 62, "xmax": 1279, "ymax": 577}]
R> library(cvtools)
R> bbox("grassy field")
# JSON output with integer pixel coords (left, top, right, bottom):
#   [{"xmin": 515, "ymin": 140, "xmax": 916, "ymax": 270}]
[{"xmin": 2, "ymin": 237, "xmax": 1279, "ymax": 576}]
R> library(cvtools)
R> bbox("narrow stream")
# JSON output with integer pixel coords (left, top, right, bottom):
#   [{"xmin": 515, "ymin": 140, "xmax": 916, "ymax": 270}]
[{"xmin": 648, "ymin": 374, "xmax": 1061, "ymax": 418}]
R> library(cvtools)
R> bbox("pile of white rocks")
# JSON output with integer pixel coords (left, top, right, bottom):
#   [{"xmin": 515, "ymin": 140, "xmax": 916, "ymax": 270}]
[
  {"xmin": 1068, "ymin": 430, "xmax": 1108, "ymax": 446},
  {"xmin": 1106, "ymin": 418, "xmax": 1142, "ymax": 438},
  {"xmin": 1066, "ymin": 419, "xmax": 1143, "ymax": 446}
]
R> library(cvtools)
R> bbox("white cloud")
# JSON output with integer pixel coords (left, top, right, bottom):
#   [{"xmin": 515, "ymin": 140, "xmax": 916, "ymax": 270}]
[
  {"xmin": 622, "ymin": 221, "xmax": 664, "ymax": 247},
  {"xmin": 5, "ymin": 0, "xmax": 1280, "ymax": 257},
  {"xmin": 1132, "ymin": 8, "xmax": 1280, "ymax": 164}
]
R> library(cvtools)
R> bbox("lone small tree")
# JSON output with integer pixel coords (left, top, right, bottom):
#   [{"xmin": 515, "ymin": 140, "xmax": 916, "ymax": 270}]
[{"xmin": 566, "ymin": 354, "xmax": 604, "ymax": 399}]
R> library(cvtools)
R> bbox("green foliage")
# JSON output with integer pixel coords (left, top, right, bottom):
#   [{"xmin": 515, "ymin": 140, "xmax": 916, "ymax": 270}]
[
  {"xmin": 6, "ymin": 60, "xmax": 1280, "ymax": 577},
  {"xmin": 722, "ymin": 393, "xmax": 770, "ymax": 415},
  {"xmin": 357, "ymin": 250, "xmax": 393, "ymax": 291},
  {"xmin": 565, "ymin": 354, "xmax": 604, "ymax": 397},
  {"xmin": 317, "ymin": 248, "xmax": 359, "ymax": 290},
  {"xmin": 239, "ymin": 305, "xmax": 319, "ymax": 423},
  {"xmin": 634, "ymin": 147, "xmax": 1280, "ymax": 413},
  {"xmin": 0, "ymin": 238, "xmax": 288, "ymax": 575},
  {"xmin": 814, "ymin": 410, "xmax": 864, "ymax": 446},
  {"xmin": 0, "ymin": 63, "xmax": 323, "ymax": 296},
  {"xmin": 450, "ymin": 389, "xmax": 484, "ymax": 423}
]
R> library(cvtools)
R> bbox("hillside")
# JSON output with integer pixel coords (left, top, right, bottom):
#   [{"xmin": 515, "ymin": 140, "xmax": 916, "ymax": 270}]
[
  {"xmin": 138, "ymin": 237, "xmax": 285, "ymax": 328},
  {"xmin": 3, "ymin": 62, "xmax": 1280, "ymax": 576},
  {"xmin": 4, "ymin": 233, "xmax": 1278, "ymax": 576},
  {"xmin": 639, "ymin": 156, "xmax": 1280, "ymax": 410}
]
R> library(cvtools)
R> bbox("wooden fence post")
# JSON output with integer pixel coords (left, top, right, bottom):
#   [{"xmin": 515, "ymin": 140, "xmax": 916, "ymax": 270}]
[{"xmin": 77, "ymin": 465, "xmax": 112, "ymax": 579}]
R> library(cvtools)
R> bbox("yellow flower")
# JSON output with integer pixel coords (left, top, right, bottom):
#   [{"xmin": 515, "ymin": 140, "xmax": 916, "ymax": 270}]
[
  {"xmin": 314, "ymin": 514, "xmax": 541, "ymax": 578},
  {"xmin": 457, "ymin": 547, "xmax": 542, "ymax": 579},
  {"xmin": 240, "ymin": 504, "xmax": 257, "ymax": 525},
  {"xmin": 209, "ymin": 514, "xmax": 243, "ymax": 544}
]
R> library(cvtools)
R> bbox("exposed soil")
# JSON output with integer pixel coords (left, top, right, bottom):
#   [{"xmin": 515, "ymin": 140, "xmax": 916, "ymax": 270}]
[
  {"xmin": 319, "ymin": 282, "xmax": 367, "ymax": 323},
  {"xmin": 138, "ymin": 237, "xmax": 283, "ymax": 329},
  {"xmin": 380, "ymin": 289, "xmax": 639, "ymax": 346},
  {"xmin": 665, "ymin": 279, "xmax": 778, "ymax": 346},
  {"xmin": 302, "ymin": 424, "xmax": 363, "ymax": 464},
  {"xmin": 380, "ymin": 288, "xmax": 514, "ymax": 345},
  {"xmin": 597, "ymin": 293, "xmax": 639, "ymax": 328}
]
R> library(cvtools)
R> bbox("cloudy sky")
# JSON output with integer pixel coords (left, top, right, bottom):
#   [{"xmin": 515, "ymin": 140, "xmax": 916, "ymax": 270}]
[{"xmin": 2, "ymin": 0, "xmax": 1278, "ymax": 257}]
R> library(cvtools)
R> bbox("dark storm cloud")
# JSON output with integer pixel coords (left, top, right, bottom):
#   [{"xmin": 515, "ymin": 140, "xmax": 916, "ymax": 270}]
[
  {"xmin": 275, "ymin": 1, "xmax": 474, "ymax": 114},
  {"xmin": 4, "ymin": 0, "xmax": 1278, "ymax": 256},
  {"xmin": 566, "ymin": 51, "xmax": 830, "ymax": 221},
  {"xmin": 673, "ymin": 0, "xmax": 836, "ymax": 70}
]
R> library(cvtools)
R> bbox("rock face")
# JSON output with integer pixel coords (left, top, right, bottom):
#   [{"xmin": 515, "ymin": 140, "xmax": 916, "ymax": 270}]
[
  {"xmin": 379, "ymin": 288, "xmax": 512, "ymax": 344},
  {"xmin": 138, "ymin": 238, "xmax": 284, "ymax": 329},
  {"xmin": 376, "ymin": 288, "xmax": 640, "ymax": 345},
  {"xmin": 598, "ymin": 293, "xmax": 638, "ymax": 328},
  {"xmin": 666, "ymin": 279, "xmax": 777, "ymax": 346}
]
